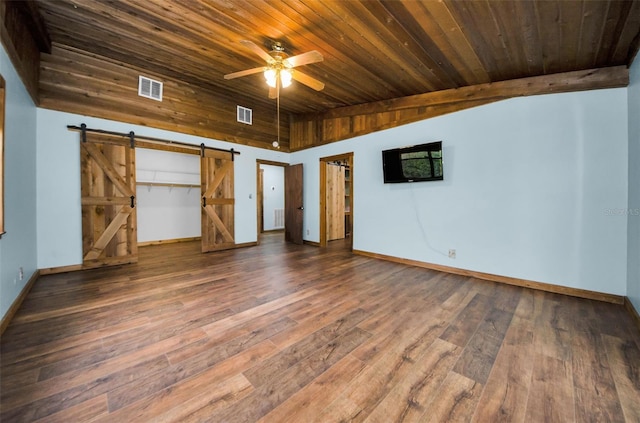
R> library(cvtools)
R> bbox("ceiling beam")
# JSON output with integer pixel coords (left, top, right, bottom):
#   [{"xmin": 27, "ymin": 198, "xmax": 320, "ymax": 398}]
[
  {"xmin": 290, "ymin": 66, "xmax": 629, "ymax": 150},
  {"xmin": 296, "ymin": 66, "xmax": 629, "ymax": 122}
]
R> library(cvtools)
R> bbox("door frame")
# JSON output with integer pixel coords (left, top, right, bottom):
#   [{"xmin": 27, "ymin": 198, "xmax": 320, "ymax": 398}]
[
  {"xmin": 320, "ymin": 152, "xmax": 353, "ymax": 249},
  {"xmin": 256, "ymin": 159, "xmax": 288, "ymax": 244}
]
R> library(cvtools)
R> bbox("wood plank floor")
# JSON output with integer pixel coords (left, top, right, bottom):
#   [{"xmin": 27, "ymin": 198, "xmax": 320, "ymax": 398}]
[{"xmin": 1, "ymin": 233, "xmax": 639, "ymax": 422}]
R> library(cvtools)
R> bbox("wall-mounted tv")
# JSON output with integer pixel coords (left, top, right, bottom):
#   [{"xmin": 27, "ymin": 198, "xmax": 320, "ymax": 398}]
[{"xmin": 382, "ymin": 141, "xmax": 443, "ymax": 183}]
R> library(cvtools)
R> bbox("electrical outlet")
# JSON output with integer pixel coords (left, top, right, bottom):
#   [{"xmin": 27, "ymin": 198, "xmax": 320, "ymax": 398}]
[
  {"xmin": 306, "ymin": 229, "xmax": 310, "ymax": 235},
  {"xmin": 448, "ymin": 249, "xmax": 456, "ymax": 259},
  {"xmin": 19, "ymin": 267, "xmax": 24, "ymax": 281}
]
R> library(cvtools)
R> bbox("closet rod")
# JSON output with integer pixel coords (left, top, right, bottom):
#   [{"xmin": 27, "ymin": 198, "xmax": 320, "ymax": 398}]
[
  {"xmin": 67, "ymin": 124, "xmax": 240, "ymax": 156},
  {"xmin": 137, "ymin": 182, "xmax": 200, "ymax": 189}
]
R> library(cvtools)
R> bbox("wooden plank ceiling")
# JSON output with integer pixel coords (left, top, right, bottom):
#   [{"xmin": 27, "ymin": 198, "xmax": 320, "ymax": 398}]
[{"xmin": 9, "ymin": 0, "xmax": 640, "ymax": 149}]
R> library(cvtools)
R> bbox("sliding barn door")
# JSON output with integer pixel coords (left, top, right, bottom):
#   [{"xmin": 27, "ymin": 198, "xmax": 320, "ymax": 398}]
[
  {"xmin": 201, "ymin": 149, "xmax": 235, "ymax": 252},
  {"xmin": 80, "ymin": 134, "xmax": 137, "ymax": 268}
]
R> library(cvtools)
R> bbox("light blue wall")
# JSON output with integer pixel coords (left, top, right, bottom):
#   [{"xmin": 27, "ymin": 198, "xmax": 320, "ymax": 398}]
[
  {"xmin": 36, "ymin": 109, "xmax": 289, "ymax": 269},
  {"xmin": 293, "ymin": 88, "xmax": 629, "ymax": 295},
  {"xmin": 628, "ymin": 58, "xmax": 640, "ymax": 312},
  {"xmin": 6, "ymin": 58, "xmax": 630, "ymax": 319},
  {"xmin": 0, "ymin": 45, "xmax": 38, "ymax": 319}
]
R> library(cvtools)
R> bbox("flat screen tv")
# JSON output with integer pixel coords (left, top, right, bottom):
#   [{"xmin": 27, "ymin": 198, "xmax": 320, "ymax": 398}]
[{"xmin": 382, "ymin": 141, "xmax": 443, "ymax": 183}]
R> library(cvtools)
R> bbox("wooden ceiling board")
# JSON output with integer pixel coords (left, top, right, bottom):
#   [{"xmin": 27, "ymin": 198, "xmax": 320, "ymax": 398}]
[
  {"xmin": 486, "ymin": 0, "xmax": 531, "ymax": 79},
  {"xmin": 324, "ymin": 3, "xmax": 431, "ymax": 95},
  {"xmin": 613, "ymin": 0, "xmax": 640, "ymax": 63},
  {"xmin": 374, "ymin": 0, "xmax": 467, "ymax": 89},
  {"xmin": 556, "ymin": 0, "xmax": 584, "ymax": 73},
  {"xmin": 280, "ymin": 0, "xmax": 411, "ymax": 101},
  {"xmin": 26, "ymin": 0, "xmax": 640, "ymax": 117},
  {"xmin": 421, "ymin": 1, "xmax": 491, "ymax": 85},
  {"xmin": 441, "ymin": 1, "xmax": 504, "ymax": 81},
  {"xmin": 41, "ymin": 2, "xmax": 231, "ymax": 80},
  {"xmin": 577, "ymin": 0, "xmax": 612, "ymax": 70},
  {"xmin": 511, "ymin": 0, "xmax": 544, "ymax": 76},
  {"xmin": 594, "ymin": 0, "xmax": 630, "ymax": 65}
]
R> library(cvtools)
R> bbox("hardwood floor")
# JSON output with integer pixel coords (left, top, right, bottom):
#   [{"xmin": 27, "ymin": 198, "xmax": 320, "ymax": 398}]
[{"xmin": 1, "ymin": 233, "xmax": 639, "ymax": 422}]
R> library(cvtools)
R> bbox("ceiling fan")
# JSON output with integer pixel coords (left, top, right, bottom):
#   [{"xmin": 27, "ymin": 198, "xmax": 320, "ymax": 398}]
[{"xmin": 224, "ymin": 40, "xmax": 325, "ymax": 99}]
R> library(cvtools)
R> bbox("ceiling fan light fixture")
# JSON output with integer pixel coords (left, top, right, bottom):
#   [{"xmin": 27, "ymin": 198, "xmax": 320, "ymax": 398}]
[
  {"xmin": 280, "ymin": 69, "xmax": 292, "ymax": 88},
  {"xmin": 264, "ymin": 68, "xmax": 277, "ymax": 88}
]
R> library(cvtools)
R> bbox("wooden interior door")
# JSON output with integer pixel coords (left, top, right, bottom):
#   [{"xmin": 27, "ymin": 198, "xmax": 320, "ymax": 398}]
[
  {"xmin": 258, "ymin": 168, "xmax": 264, "ymax": 234},
  {"xmin": 80, "ymin": 133, "xmax": 137, "ymax": 268},
  {"xmin": 285, "ymin": 163, "xmax": 304, "ymax": 244},
  {"xmin": 326, "ymin": 163, "xmax": 345, "ymax": 241},
  {"xmin": 201, "ymin": 149, "xmax": 235, "ymax": 252}
]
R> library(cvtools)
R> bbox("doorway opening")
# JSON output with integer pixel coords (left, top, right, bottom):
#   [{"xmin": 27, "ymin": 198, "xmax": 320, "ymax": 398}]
[
  {"xmin": 256, "ymin": 160, "xmax": 288, "ymax": 244},
  {"xmin": 320, "ymin": 152, "xmax": 353, "ymax": 251}
]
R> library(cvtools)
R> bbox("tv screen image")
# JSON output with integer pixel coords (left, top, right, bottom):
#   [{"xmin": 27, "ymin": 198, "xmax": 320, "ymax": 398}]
[{"xmin": 382, "ymin": 141, "xmax": 443, "ymax": 183}]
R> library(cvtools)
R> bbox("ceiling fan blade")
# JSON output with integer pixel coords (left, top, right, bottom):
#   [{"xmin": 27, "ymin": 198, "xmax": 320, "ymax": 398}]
[
  {"xmin": 292, "ymin": 70, "xmax": 325, "ymax": 91},
  {"xmin": 224, "ymin": 66, "xmax": 266, "ymax": 80},
  {"xmin": 240, "ymin": 39, "xmax": 274, "ymax": 64},
  {"xmin": 268, "ymin": 86, "xmax": 277, "ymax": 99},
  {"xmin": 283, "ymin": 50, "xmax": 323, "ymax": 68}
]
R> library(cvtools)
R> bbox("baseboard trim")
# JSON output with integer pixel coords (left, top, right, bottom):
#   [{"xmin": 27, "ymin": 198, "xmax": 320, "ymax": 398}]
[
  {"xmin": 624, "ymin": 297, "xmax": 640, "ymax": 332},
  {"xmin": 230, "ymin": 241, "xmax": 258, "ymax": 250},
  {"xmin": 40, "ymin": 263, "xmax": 84, "ymax": 275},
  {"xmin": 303, "ymin": 240, "xmax": 320, "ymax": 247},
  {"xmin": 39, "ymin": 256, "xmax": 138, "ymax": 275},
  {"xmin": 138, "ymin": 237, "xmax": 201, "ymax": 247},
  {"xmin": 41, "ymin": 241, "xmax": 259, "ymax": 275},
  {"xmin": 1, "ymin": 270, "xmax": 40, "ymax": 336},
  {"xmin": 353, "ymin": 249, "xmax": 624, "ymax": 305}
]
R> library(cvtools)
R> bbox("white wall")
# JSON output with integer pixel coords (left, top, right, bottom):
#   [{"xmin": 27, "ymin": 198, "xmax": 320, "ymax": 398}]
[
  {"xmin": 136, "ymin": 149, "xmax": 201, "ymax": 243},
  {"xmin": 628, "ymin": 58, "xmax": 640, "ymax": 312},
  {"xmin": 260, "ymin": 164, "xmax": 285, "ymax": 230},
  {"xmin": 36, "ymin": 109, "xmax": 289, "ymax": 269},
  {"xmin": 292, "ymin": 88, "xmax": 629, "ymax": 295},
  {"xmin": 0, "ymin": 45, "xmax": 38, "ymax": 319}
]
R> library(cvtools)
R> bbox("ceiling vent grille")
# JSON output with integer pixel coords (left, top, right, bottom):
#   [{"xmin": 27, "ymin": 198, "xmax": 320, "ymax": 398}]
[
  {"xmin": 237, "ymin": 105, "xmax": 252, "ymax": 125},
  {"xmin": 138, "ymin": 76, "xmax": 163, "ymax": 101}
]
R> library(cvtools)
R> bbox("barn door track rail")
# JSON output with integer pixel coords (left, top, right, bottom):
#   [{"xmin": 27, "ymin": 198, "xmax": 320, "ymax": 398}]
[{"xmin": 68, "ymin": 124, "xmax": 241, "ymax": 156}]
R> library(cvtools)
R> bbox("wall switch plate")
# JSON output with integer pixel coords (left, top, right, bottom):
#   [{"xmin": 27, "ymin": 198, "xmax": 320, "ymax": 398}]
[{"xmin": 448, "ymin": 249, "xmax": 456, "ymax": 259}]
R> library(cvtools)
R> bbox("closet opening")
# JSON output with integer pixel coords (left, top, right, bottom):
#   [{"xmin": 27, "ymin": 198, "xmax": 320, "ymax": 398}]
[{"xmin": 320, "ymin": 152, "xmax": 353, "ymax": 251}]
